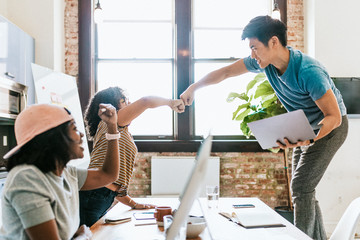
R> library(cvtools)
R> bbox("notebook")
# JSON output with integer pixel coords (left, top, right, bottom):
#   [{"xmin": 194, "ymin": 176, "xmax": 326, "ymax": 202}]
[
  {"xmin": 247, "ymin": 109, "xmax": 316, "ymax": 149},
  {"xmin": 165, "ymin": 135, "xmax": 213, "ymax": 240},
  {"xmin": 231, "ymin": 211, "xmax": 285, "ymax": 229}
]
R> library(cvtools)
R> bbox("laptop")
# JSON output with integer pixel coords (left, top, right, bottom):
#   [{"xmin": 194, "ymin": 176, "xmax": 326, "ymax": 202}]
[
  {"xmin": 165, "ymin": 135, "xmax": 213, "ymax": 240},
  {"xmin": 247, "ymin": 109, "xmax": 316, "ymax": 149}
]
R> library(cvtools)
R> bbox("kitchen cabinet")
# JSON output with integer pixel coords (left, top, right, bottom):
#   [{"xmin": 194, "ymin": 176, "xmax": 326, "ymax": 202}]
[{"xmin": 0, "ymin": 14, "xmax": 35, "ymax": 105}]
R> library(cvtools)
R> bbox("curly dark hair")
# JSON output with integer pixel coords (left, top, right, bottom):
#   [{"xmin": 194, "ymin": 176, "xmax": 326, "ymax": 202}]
[
  {"xmin": 6, "ymin": 121, "xmax": 73, "ymax": 173},
  {"xmin": 84, "ymin": 87, "xmax": 126, "ymax": 140},
  {"xmin": 242, "ymin": 15, "xmax": 287, "ymax": 47}
]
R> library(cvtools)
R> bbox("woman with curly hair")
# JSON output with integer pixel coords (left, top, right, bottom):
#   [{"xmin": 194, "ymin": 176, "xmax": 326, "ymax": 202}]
[
  {"xmin": 0, "ymin": 103, "xmax": 119, "ymax": 240},
  {"xmin": 79, "ymin": 86, "xmax": 185, "ymax": 227}
]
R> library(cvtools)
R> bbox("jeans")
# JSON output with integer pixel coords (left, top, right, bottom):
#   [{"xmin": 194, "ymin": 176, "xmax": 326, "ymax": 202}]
[
  {"xmin": 79, "ymin": 187, "xmax": 117, "ymax": 227},
  {"xmin": 291, "ymin": 116, "xmax": 348, "ymax": 240}
]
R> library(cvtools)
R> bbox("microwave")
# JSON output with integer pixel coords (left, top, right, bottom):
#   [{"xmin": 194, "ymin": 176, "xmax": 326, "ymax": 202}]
[{"xmin": 0, "ymin": 77, "xmax": 28, "ymax": 120}]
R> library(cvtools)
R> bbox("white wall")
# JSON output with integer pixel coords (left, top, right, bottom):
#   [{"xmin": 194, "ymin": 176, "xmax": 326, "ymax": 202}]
[
  {"xmin": 0, "ymin": 0, "xmax": 7, "ymax": 17},
  {"xmin": 303, "ymin": 0, "xmax": 315, "ymax": 57},
  {"xmin": 0, "ymin": 0, "xmax": 65, "ymax": 72},
  {"xmin": 317, "ymin": 118, "xmax": 360, "ymax": 235},
  {"xmin": 304, "ymin": 0, "xmax": 360, "ymax": 236},
  {"xmin": 151, "ymin": 156, "xmax": 220, "ymax": 197},
  {"xmin": 305, "ymin": 0, "xmax": 360, "ymax": 77}
]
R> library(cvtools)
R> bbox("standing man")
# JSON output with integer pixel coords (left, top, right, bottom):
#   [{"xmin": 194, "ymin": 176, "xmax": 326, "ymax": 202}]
[{"xmin": 180, "ymin": 15, "xmax": 348, "ymax": 240}]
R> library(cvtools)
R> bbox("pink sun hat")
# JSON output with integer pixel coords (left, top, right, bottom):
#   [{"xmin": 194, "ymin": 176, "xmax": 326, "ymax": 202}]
[{"xmin": 3, "ymin": 104, "xmax": 74, "ymax": 159}]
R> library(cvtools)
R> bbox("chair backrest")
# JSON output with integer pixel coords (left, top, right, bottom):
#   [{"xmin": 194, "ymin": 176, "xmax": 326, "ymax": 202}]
[{"xmin": 330, "ymin": 197, "xmax": 360, "ymax": 240}]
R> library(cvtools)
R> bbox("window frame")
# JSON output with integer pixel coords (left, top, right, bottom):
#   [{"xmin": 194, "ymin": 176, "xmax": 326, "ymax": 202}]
[{"xmin": 78, "ymin": 0, "xmax": 287, "ymax": 152}]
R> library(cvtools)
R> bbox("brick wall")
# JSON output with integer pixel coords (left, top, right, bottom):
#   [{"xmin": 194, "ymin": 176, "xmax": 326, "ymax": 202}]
[
  {"xmin": 131, "ymin": 151, "xmax": 292, "ymax": 208},
  {"xmin": 64, "ymin": 0, "xmax": 79, "ymax": 78},
  {"xmin": 63, "ymin": 0, "xmax": 303, "ymax": 208},
  {"xmin": 287, "ymin": 0, "xmax": 304, "ymax": 52}
]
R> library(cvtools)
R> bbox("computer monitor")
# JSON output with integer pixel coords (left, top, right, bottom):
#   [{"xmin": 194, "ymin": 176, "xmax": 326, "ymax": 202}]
[{"xmin": 165, "ymin": 135, "xmax": 213, "ymax": 240}]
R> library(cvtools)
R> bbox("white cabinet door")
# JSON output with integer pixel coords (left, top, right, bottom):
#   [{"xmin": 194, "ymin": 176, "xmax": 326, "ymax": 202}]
[{"xmin": 0, "ymin": 15, "xmax": 35, "ymax": 105}]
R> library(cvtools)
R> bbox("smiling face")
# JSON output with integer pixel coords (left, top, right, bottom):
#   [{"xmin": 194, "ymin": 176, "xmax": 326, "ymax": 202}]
[
  {"xmin": 67, "ymin": 120, "xmax": 84, "ymax": 160},
  {"xmin": 249, "ymin": 37, "xmax": 274, "ymax": 68}
]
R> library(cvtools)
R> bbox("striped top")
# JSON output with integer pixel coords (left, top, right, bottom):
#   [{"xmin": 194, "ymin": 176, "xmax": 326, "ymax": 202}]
[{"xmin": 88, "ymin": 121, "xmax": 138, "ymax": 196}]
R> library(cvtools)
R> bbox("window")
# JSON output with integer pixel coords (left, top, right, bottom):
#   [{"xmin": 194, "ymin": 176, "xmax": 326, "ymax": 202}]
[
  {"xmin": 96, "ymin": 0, "xmax": 173, "ymax": 136},
  {"xmin": 193, "ymin": 0, "xmax": 271, "ymax": 136},
  {"xmin": 79, "ymin": 0, "xmax": 286, "ymax": 151}
]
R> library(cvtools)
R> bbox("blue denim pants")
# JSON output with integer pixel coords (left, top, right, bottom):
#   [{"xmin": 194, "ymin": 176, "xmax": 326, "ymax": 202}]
[
  {"xmin": 291, "ymin": 115, "xmax": 348, "ymax": 240},
  {"xmin": 79, "ymin": 187, "xmax": 117, "ymax": 227}
]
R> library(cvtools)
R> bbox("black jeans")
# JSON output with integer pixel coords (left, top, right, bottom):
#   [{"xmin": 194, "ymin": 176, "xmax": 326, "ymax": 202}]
[{"xmin": 79, "ymin": 187, "xmax": 117, "ymax": 227}]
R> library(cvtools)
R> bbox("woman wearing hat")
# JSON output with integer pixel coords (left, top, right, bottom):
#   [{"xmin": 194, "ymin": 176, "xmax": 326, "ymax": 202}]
[{"xmin": 0, "ymin": 103, "xmax": 120, "ymax": 240}]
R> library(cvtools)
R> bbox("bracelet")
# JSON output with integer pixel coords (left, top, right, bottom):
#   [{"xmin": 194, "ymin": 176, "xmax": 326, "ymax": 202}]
[
  {"xmin": 105, "ymin": 132, "xmax": 120, "ymax": 140},
  {"xmin": 132, "ymin": 203, "xmax": 138, "ymax": 209}
]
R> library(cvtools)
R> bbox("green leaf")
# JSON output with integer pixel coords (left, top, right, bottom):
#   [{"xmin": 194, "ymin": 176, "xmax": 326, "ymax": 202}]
[
  {"xmin": 240, "ymin": 121, "xmax": 251, "ymax": 137},
  {"xmin": 232, "ymin": 103, "xmax": 251, "ymax": 120},
  {"xmin": 254, "ymin": 81, "xmax": 274, "ymax": 99},
  {"xmin": 240, "ymin": 112, "xmax": 267, "ymax": 137},
  {"xmin": 226, "ymin": 92, "xmax": 249, "ymax": 102},
  {"xmin": 253, "ymin": 73, "xmax": 267, "ymax": 83},
  {"xmin": 246, "ymin": 73, "xmax": 266, "ymax": 94},
  {"xmin": 226, "ymin": 92, "xmax": 240, "ymax": 102},
  {"xmin": 268, "ymin": 148, "xmax": 280, "ymax": 153},
  {"xmin": 235, "ymin": 108, "xmax": 251, "ymax": 121},
  {"xmin": 261, "ymin": 95, "xmax": 277, "ymax": 108},
  {"xmin": 262, "ymin": 93, "xmax": 276, "ymax": 102},
  {"xmin": 264, "ymin": 104, "xmax": 287, "ymax": 116},
  {"xmin": 246, "ymin": 111, "xmax": 269, "ymax": 122},
  {"xmin": 246, "ymin": 79, "xmax": 257, "ymax": 94},
  {"xmin": 249, "ymin": 95, "xmax": 253, "ymax": 102},
  {"xmin": 238, "ymin": 93, "xmax": 249, "ymax": 101},
  {"xmin": 249, "ymin": 104, "xmax": 257, "ymax": 111},
  {"xmin": 271, "ymin": 106, "xmax": 287, "ymax": 116}
]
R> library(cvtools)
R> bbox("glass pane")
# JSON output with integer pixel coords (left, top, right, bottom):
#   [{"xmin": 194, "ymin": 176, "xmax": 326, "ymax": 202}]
[
  {"xmin": 97, "ymin": 62, "xmax": 173, "ymax": 136},
  {"xmin": 193, "ymin": 0, "xmax": 271, "ymax": 59},
  {"xmin": 194, "ymin": 30, "xmax": 251, "ymax": 58},
  {"xmin": 193, "ymin": 0, "xmax": 271, "ymax": 28},
  {"xmin": 193, "ymin": 0, "xmax": 271, "ymax": 137},
  {"xmin": 101, "ymin": 0, "xmax": 172, "ymax": 21},
  {"xmin": 98, "ymin": 22, "xmax": 172, "ymax": 59},
  {"xmin": 194, "ymin": 62, "xmax": 257, "ymax": 136}
]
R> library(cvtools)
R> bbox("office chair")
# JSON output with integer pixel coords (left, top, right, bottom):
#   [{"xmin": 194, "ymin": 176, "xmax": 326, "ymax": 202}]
[{"xmin": 330, "ymin": 197, "xmax": 360, "ymax": 240}]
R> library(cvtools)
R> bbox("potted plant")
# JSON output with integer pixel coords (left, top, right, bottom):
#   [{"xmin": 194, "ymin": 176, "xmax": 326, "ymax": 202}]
[{"xmin": 226, "ymin": 72, "xmax": 294, "ymax": 223}]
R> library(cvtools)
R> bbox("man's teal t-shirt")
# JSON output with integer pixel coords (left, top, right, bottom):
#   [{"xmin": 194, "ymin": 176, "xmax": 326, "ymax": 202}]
[{"xmin": 243, "ymin": 47, "xmax": 347, "ymax": 130}]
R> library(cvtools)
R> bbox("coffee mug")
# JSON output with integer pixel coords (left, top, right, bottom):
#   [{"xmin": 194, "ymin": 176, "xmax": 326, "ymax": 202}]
[{"xmin": 154, "ymin": 206, "xmax": 172, "ymax": 226}]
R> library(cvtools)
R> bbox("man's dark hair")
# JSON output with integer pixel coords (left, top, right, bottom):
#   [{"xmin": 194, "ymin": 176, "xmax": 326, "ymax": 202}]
[
  {"xmin": 84, "ymin": 86, "xmax": 126, "ymax": 139},
  {"xmin": 241, "ymin": 15, "xmax": 287, "ymax": 47},
  {"xmin": 6, "ymin": 121, "xmax": 73, "ymax": 172}
]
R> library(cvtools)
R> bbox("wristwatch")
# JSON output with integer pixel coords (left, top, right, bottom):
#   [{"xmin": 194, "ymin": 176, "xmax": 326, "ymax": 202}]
[{"xmin": 105, "ymin": 132, "xmax": 121, "ymax": 140}]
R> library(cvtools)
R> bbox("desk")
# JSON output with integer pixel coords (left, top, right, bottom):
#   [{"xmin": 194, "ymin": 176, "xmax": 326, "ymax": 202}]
[
  {"xmin": 199, "ymin": 198, "xmax": 312, "ymax": 240},
  {"xmin": 90, "ymin": 197, "xmax": 312, "ymax": 240}
]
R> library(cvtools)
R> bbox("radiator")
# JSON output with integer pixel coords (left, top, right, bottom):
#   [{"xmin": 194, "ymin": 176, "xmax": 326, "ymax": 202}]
[{"xmin": 151, "ymin": 156, "xmax": 220, "ymax": 197}]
